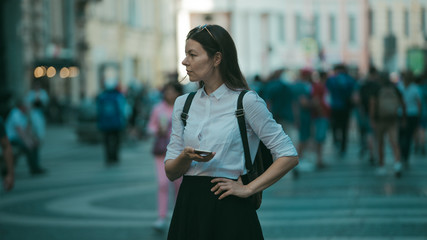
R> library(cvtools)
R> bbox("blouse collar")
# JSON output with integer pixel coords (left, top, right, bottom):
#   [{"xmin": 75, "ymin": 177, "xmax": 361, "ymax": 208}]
[{"xmin": 201, "ymin": 83, "xmax": 228, "ymax": 100}]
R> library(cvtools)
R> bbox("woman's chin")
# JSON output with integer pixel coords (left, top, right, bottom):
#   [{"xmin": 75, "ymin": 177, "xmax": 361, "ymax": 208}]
[{"xmin": 188, "ymin": 78, "xmax": 200, "ymax": 83}]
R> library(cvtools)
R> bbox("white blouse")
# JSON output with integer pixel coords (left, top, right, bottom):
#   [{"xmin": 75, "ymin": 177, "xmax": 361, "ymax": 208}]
[{"xmin": 165, "ymin": 84, "xmax": 298, "ymax": 179}]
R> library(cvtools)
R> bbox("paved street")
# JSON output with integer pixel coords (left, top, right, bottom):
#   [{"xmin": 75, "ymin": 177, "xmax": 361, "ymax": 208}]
[{"xmin": 1, "ymin": 124, "xmax": 427, "ymax": 240}]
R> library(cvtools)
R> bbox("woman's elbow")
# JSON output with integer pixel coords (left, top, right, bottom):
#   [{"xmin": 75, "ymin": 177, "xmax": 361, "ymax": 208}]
[
  {"xmin": 165, "ymin": 169, "xmax": 180, "ymax": 181},
  {"xmin": 290, "ymin": 156, "xmax": 299, "ymax": 168},
  {"xmin": 166, "ymin": 172, "xmax": 178, "ymax": 182},
  {"xmin": 164, "ymin": 162, "xmax": 180, "ymax": 181}
]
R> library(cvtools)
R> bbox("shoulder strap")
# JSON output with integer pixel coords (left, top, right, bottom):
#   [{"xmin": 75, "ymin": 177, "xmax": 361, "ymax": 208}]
[
  {"xmin": 181, "ymin": 92, "xmax": 196, "ymax": 127},
  {"xmin": 236, "ymin": 90, "xmax": 253, "ymax": 172}
]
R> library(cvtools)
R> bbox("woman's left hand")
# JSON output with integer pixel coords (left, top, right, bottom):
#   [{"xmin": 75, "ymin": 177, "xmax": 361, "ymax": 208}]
[{"xmin": 210, "ymin": 177, "xmax": 253, "ymax": 200}]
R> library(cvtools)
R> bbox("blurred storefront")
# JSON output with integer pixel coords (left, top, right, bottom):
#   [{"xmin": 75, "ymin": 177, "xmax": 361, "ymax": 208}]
[{"xmin": 0, "ymin": 0, "xmax": 97, "ymax": 119}]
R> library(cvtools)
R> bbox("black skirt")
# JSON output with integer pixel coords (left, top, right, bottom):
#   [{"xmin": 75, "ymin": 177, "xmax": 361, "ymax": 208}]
[{"xmin": 167, "ymin": 175, "xmax": 264, "ymax": 240}]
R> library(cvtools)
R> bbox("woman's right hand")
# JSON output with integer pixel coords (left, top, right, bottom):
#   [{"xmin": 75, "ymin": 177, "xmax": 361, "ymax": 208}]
[
  {"xmin": 165, "ymin": 147, "xmax": 216, "ymax": 181},
  {"xmin": 183, "ymin": 147, "xmax": 215, "ymax": 162}
]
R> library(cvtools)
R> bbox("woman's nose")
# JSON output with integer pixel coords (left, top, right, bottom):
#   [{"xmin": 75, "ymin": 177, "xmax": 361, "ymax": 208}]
[{"xmin": 182, "ymin": 57, "xmax": 188, "ymax": 66}]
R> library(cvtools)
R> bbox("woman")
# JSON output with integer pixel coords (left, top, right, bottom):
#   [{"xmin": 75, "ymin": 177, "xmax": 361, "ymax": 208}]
[
  {"xmin": 148, "ymin": 82, "xmax": 183, "ymax": 231},
  {"xmin": 165, "ymin": 24, "xmax": 298, "ymax": 240}
]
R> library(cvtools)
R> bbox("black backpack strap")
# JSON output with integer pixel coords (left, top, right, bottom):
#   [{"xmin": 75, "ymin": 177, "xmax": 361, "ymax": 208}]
[
  {"xmin": 236, "ymin": 90, "xmax": 253, "ymax": 172},
  {"xmin": 181, "ymin": 92, "xmax": 196, "ymax": 127}
]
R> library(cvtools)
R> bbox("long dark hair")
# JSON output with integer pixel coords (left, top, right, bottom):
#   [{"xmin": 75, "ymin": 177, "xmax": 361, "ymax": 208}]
[{"xmin": 186, "ymin": 25, "xmax": 249, "ymax": 90}]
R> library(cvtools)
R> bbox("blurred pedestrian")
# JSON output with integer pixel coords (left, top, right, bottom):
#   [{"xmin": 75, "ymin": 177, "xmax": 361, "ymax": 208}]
[
  {"xmin": 26, "ymin": 79, "xmax": 49, "ymax": 142},
  {"xmin": 370, "ymin": 72, "xmax": 405, "ymax": 177},
  {"xmin": 165, "ymin": 24, "xmax": 298, "ymax": 240},
  {"xmin": 261, "ymin": 68, "xmax": 294, "ymax": 131},
  {"xmin": 357, "ymin": 66, "xmax": 380, "ymax": 164},
  {"xmin": 127, "ymin": 83, "xmax": 146, "ymax": 142},
  {"xmin": 148, "ymin": 81, "xmax": 183, "ymax": 231},
  {"xmin": 326, "ymin": 64, "xmax": 357, "ymax": 156},
  {"xmin": 398, "ymin": 71, "xmax": 422, "ymax": 169},
  {"xmin": 414, "ymin": 74, "xmax": 427, "ymax": 156},
  {"xmin": 5, "ymin": 100, "xmax": 45, "ymax": 175},
  {"xmin": 292, "ymin": 68, "xmax": 313, "ymax": 176},
  {"xmin": 249, "ymin": 74, "xmax": 264, "ymax": 94},
  {"xmin": 0, "ymin": 116, "xmax": 14, "ymax": 191},
  {"xmin": 96, "ymin": 78, "xmax": 127, "ymax": 166},
  {"xmin": 311, "ymin": 71, "xmax": 330, "ymax": 169}
]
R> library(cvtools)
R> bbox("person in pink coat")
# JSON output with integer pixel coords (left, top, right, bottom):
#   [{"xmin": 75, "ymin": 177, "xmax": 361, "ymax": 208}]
[{"xmin": 148, "ymin": 81, "xmax": 183, "ymax": 231}]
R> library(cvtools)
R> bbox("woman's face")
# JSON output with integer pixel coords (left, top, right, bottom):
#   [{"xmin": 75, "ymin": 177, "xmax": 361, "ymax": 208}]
[{"xmin": 182, "ymin": 39, "xmax": 215, "ymax": 82}]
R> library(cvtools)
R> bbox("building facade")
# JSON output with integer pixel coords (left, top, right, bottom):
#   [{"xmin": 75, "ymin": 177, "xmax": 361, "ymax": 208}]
[
  {"xmin": 176, "ymin": 0, "xmax": 370, "ymax": 81},
  {"xmin": 369, "ymin": 0, "xmax": 427, "ymax": 75},
  {"xmin": 84, "ymin": 0, "xmax": 178, "ymax": 97},
  {"xmin": 0, "ymin": 0, "xmax": 96, "ymax": 118},
  {"xmin": 2, "ymin": 0, "xmax": 426, "ymax": 119}
]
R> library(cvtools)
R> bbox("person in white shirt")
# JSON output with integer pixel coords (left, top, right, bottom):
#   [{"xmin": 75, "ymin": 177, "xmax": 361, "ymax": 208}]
[{"xmin": 164, "ymin": 24, "xmax": 299, "ymax": 240}]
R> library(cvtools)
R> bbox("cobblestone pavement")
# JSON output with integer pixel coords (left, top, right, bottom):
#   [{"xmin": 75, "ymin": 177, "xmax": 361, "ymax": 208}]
[{"xmin": 1, "ymin": 125, "xmax": 427, "ymax": 240}]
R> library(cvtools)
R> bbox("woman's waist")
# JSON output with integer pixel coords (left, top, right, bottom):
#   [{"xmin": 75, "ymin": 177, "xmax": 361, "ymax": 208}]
[
  {"xmin": 182, "ymin": 175, "xmax": 238, "ymax": 188},
  {"xmin": 185, "ymin": 167, "xmax": 244, "ymax": 180}
]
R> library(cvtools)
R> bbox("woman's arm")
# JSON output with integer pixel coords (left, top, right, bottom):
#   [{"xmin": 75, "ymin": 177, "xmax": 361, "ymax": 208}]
[
  {"xmin": 165, "ymin": 147, "xmax": 215, "ymax": 181},
  {"xmin": 211, "ymin": 155, "xmax": 298, "ymax": 200},
  {"xmin": 245, "ymin": 155, "xmax": 298, "ymax": 194}
]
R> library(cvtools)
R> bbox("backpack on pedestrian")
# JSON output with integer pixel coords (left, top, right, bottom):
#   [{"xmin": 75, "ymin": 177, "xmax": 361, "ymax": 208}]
[
  {"xmin": 97, "ymin": 91, "xmax": 125, "ymax": 131},
  {"xmin": 377, "ymin": 85, "xmax": 400, "ymax": 120}
]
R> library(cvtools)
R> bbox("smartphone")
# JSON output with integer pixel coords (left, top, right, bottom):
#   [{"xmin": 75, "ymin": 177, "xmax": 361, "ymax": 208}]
[{"xmin": 194, "ymin": 149, "xmax": 213, "ymax": 157}]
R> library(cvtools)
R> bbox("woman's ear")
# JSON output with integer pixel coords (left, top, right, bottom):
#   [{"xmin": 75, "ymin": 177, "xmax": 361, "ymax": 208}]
[{"xmin": 213, "ymin": 52, "xmax": 222, "ymax": 67}]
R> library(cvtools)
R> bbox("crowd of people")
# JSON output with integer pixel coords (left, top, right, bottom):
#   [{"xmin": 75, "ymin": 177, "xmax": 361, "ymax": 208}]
[{"xmin": 255, "ymin": 64, "xmax": 427, "ymax": 179}]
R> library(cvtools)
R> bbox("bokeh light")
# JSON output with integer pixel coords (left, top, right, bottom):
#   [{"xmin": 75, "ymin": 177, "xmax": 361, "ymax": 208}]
[
  {"xmin": 46, "ymin": 66, "xmax": 56, "ymax": 78},
  {"xmin": 60, "ymin": 67, "xmax": 70, "ymax": 78},
  {"xmin": 69, "ymin": 66, "xmax": 80, "ymax": 78},
  {"xmin": 33, "ymin": 66, "xmax": 46, "ymax": 78}
]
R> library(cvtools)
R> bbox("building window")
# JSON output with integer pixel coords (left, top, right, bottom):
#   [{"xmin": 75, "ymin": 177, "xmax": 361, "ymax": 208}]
[
  {"xmin": 387, "ymin": 9, "xmax": 393, "ymax": 34},
  {"xmin": 368, "ymin": 9, "xmax": 374, "ymax": 36},
  {"xmin": 349, "ymin": 15, "xmax": 356, "ymax": 44},
  {"xmin": 404, "ymin": 9, "xmax": 410, "ymax": 37},
  {"xmin": 278, "ymin": 14, "xmax": 285, "ymax": 42},
  {"xmin": 295, "ymin": 14, "xmax": 302, "ymax": 41},
  {"xmin": 128, "ymin": 0, "xmax": 136, "ymax": 27},
  {"xmin": 329, "ymin": 14, "xmax": 336, "ymax": 43},
  {"xmin": 313, "ymin": 14, "xmax": 320, "ymax": 41}
]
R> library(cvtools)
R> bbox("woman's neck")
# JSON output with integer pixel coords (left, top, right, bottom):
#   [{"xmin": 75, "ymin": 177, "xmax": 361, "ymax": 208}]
[{"xmin": 203, "ymin": 71, "xmax": 223, "ymax": 95}]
